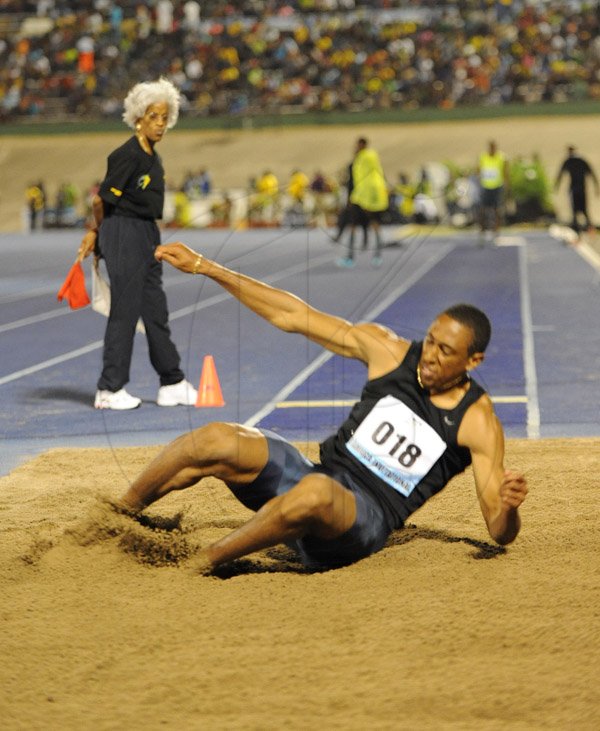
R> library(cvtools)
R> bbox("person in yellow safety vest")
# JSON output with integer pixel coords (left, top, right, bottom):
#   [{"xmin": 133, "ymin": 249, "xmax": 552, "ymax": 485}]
[
  {"xmin": 256, "ymin": 169, "xmax": 279, "ymax": 199},
  {"xmin": 287, "ymin": 169, "xmax": 310, "ymax": 204},
  {"xmin": 25, "ymin": 182, "xmax": 45, "ymax": 230},
  {"xmin": 477, "ymin": 140, "xmax": 510, "ymax": 244},
  {"xmin": 255, "ymin": 169, "xmax": 280, "ymax": 222},
  {"xmin": 173, "ymin": 187, "xmax": 192, "ymax": 227},
  {"xmin": 338, "ymin": 137, "xmax": 389, "ymax": 268},
  {"xmin": 397, "ymin": 176, "xmax": 416, "ymax": 219}
]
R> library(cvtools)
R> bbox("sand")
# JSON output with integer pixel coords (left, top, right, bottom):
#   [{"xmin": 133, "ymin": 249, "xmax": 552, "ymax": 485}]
[
  {"xmin": 2, "ymin": 115, "xmax": 599, "ymax": 728},
  {"xmin": 1, "ymin": 437, "xmax": 598, "ymax": 730}
]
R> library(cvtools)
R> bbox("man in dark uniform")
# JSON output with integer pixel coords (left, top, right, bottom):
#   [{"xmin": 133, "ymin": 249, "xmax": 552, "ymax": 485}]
[
  {"xmin": 109, "ymin": 242, "xmax": 528, "ymax": 573},
  {"xmin": 332, "ymin": 161, "xmax": 369, "ymax": 249},
  {"xmin": 554, "ymin": 145, "xmax": 600, "ymax": 236}
]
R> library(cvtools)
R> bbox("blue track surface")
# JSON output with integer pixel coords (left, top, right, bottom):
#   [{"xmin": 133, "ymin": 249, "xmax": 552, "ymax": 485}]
[{"xmin": 1, "ymin": 226, "xmax": 598, "ymax": 476}]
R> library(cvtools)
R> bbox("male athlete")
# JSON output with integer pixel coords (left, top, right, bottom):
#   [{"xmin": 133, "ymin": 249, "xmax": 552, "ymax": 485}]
[{"xmin": 113, "ymin": 242, "xmax": 527, "ymax": 573}]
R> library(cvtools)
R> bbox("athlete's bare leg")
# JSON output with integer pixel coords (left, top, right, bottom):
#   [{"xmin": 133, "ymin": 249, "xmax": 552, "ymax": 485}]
[
  {"xmin": 117, "ymin": 423, "xmax": 269, "ymax": 512},
  {"xmin": 189, "ymin": 472, "xmax": 357, "ymax": 573},
  {"xmin": 113, "ymin": 422, "xmax": 357, "ymax": 574}
]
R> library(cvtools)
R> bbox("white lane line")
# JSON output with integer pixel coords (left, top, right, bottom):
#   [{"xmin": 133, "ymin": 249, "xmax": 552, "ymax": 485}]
[
  {"xmin": 0, "ymin": 308, "xmax": 72, "ymax": 334},
  {"xmin": 276, "ymin": 395, "xmax": 527, "ymax": 408},
  {"xmin": 0, "ymin": 272, "xmax": 201, "ymax": 330},
  {"xmin": 0, "ymin": 341, "xmax": 103, "ymax": 386},
  {"xmin": 0, "ymin": 285, "xmax": 60, "ymax": 303},
  {"xmin": 245, "ymin": 243, "xmax": 455, "ymax": 427},
  {"xmin": 494, "ymin": 235, "xmax": 526, "ymax": 246},
  {"xmin": 168, "ymin": 252, "xmax": 334, "ymax": 322},
  {"xmin": 0, "ymin": 252, "xmax": 335, "ymax": 386},
  {"xmin": 0, "ymin": 272, "xmax": 186, "ymax": 307},
  {"xmin": 576, "ymin": 241, "xmax": 600, "ymax": 272},
  {"xmin": 518, "ymin": 243, "xmax": 541, "ymax": 439}
]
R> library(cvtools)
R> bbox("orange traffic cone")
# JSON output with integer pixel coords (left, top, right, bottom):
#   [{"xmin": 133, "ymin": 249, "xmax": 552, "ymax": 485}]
[{"xmin": 195, "ymin": 355, "xmax": 225, "ymax": 407}]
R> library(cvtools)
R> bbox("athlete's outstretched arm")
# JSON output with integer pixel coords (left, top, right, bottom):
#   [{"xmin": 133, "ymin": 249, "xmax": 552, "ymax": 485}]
[
  {"xmin": 155, "ymin": 241, "xmax": 406, "ymax": 375},
  {"xmin": 459, "ymin": 397, "xmax": 528, "ymax": 545}
]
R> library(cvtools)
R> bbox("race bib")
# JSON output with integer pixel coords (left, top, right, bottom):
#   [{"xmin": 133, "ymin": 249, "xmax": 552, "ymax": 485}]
[
  {"xmin": 346, "ymin": 396, "xmax": 447, "ymax": 497},
  {"xmin": 481, "ymin": 169, "xmax": 497, "ymax": 181}
]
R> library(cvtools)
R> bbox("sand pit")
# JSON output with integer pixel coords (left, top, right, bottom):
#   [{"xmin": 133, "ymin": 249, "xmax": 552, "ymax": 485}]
[{"xmin": 1, "ymin": 437, "xmax": 598, "ymax": 730}]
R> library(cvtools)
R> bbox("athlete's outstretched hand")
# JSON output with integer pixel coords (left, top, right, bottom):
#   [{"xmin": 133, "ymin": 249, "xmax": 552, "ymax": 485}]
[
  {"xmin": 155, "ymin": 242, "xmax": 203, "ymax": 274},
  {"xmin": 499, "ymin": 469, "xmax": 528, "ymax": 508}
]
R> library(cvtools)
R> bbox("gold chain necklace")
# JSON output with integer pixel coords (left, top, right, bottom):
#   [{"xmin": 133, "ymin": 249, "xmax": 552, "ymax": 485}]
[
  {"xmin": 416, "ymin": 364, "xmax": 425, "ymax": 389},
  {"xmin": 417, "ymin": 365, "xmax": 469, "ymax": 393}
]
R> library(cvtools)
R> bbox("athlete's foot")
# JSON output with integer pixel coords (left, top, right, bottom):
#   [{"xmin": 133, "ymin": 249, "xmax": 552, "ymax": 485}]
[
  {"xmin": 67, "ymin": 493, "xmax": 139, "ymax": 546},
  {"xmin": 335, "ymin": 256, "xmax": 356, "ymax": 268},
  {"xmin": 100, "ymin": 494, "xmax": 141, "ymax": 517},
  {"xmin": 186, "ymin": 549, "xmax": 214, "ymax": 576}
]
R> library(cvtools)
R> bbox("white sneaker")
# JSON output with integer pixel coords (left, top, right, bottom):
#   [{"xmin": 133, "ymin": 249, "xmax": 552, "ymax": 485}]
[
  {"xmin": 157, "ymin": 379, "xmax": 198, "ymax": 407},
  {"xmin": 94, "ymin": 388, "xmax": 141, "ymax": 410}
]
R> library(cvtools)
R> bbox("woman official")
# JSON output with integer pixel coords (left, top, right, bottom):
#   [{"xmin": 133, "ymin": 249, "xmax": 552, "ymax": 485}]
[{"xmin": 78, "ymin": 78, "xmax": 197, "ymax": 410}]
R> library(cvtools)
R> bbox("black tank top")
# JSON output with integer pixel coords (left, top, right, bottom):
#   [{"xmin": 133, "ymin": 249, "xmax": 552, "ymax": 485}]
[{"xmin": 319, "ymin": 341, "xmax": 485, "ymax": 529}]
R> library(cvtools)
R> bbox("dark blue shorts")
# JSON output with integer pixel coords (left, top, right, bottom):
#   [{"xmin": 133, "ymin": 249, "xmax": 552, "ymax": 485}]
[
  {"xmin": 228, "ymin": 430, "xmax": 391, "ymax": 569},
  {"xmin": 350, "ymin": 203, "xmax": 382, "ymax": 225},
  {"xmin": 480, "ymin": 186, "xmax": 503, "ymax": 209}
]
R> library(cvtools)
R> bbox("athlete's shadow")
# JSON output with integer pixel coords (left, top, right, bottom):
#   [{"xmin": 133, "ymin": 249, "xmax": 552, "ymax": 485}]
[
  {"xmin": 211, "ymin": 526, "xmax": 505, "ymax": 579},
  {"xmin": 387, "ymin": 523, "xmax": 506, "ymax": 559},
  {"xmin": 210, "ymin": 548, "xmax": 311, "ymax": 578},
  {"xmin": 95, "ymin": 507, "xmax": 505, "ymax": 579}
]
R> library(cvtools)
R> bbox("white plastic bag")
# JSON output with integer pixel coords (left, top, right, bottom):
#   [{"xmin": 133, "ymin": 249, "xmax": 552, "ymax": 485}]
[{"xmin": 92, "ymin": 259, "xmax": 145, "ymax": 334}]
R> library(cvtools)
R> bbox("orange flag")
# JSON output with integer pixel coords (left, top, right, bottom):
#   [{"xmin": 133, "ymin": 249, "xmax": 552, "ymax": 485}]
[{"xmin": 57, "ymin": 261, "xmax": 91, "ymax": 309}]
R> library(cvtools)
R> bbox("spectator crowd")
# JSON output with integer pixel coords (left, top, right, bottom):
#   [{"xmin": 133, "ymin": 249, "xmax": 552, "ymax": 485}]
[
  {"xmin": 25, "ymin": 146, "xmax": 560, "ymax": 234},
  {"xmin": 2, "ymin": 0, "xmax": 600, "ymax": 122}
]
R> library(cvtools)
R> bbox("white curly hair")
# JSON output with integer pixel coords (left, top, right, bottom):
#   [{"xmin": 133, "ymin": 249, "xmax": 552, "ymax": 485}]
[{"xmin": 122, "ymin": 77, "xmax": 181, "ymax": 130}]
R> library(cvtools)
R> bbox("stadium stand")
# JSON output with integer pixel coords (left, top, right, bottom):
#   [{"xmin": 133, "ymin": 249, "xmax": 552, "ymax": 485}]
[{"xmin": 1, "ymin": 0, "xmax": 600, "ymax": 123}]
